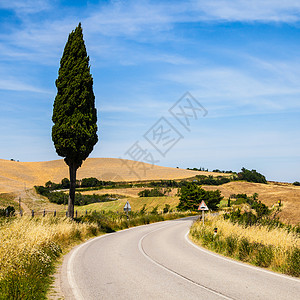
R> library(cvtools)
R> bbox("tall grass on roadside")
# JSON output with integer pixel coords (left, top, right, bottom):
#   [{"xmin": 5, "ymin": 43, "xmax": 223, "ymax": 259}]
[
  {"xmin": 79, "ymin": 210, "xmax": 196, "ymax": 233},
  {"xmin": 0, "ymin": 216, "xmax": 99, "ymax": 300},
  {"xmin": 190, "ymin": 215, "xmax": 300, "ymax": 277}
]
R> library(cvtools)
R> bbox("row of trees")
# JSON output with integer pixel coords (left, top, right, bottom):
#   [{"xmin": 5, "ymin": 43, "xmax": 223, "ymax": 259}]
[
  {"xmin": 237, "ymin": 168, "xmax": 267, "ymax": 184},
  {"xmin": 43, "ymin": 177, "xmax": 117, "ymax": 190},
  {"xmin": 35, "ymin": 185, "xmax": 121, "ymax": 206}
]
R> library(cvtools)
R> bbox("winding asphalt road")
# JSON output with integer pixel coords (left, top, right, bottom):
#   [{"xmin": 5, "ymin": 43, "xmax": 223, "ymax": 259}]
[{"xmin": 59, "ymin": 217, "xmax": 300, "ymax": 299}]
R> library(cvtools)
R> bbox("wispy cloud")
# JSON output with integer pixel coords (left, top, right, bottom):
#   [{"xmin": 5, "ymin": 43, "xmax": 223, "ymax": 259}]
[
  {"xmin": 163, "ymin": 60, "xmax": 300, "ymax": 114},
  {"xmin": 191, "ymin": 0, "xmax": 300, "ymax": 22},
  {"xmin": 0, "ymin": 0, "xmax": 52, "ymax": 15},
  {"xmin": 0, "ymin": 78, "xmax": 51, "ymax": 94}
]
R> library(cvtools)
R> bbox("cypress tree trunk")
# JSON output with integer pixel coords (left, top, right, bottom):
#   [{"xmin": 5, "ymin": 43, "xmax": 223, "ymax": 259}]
[{"xmin": 68, "ymin": 163, "xmax": 77, "ymax": 219}]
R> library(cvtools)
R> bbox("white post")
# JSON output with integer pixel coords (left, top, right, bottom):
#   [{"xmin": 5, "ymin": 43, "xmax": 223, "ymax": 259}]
[{"xmin": 202, "ymin": 210, "xmax": 204, "ymax": 225}]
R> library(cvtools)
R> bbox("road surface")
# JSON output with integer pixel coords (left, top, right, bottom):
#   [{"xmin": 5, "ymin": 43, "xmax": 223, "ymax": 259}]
[{"xmin": 58, "ymin": 217, "xmax": 300, "ymax": 299}]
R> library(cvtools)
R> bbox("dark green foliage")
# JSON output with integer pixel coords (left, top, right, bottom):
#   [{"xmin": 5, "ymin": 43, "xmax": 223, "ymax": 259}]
[
  {"xmin": 238, "ymin": 238, "xmax": 251, "ymax": 261},
  {"xmin": 212, "ymin": 169, "xmax": 234, "ymax": 174},
  {"xmin": 0, "ymin": 206, "xmax": 15, "ymax": 217},
  {"xmin": 163, "ymin": 204, "xmax": 170, "ymax": 213},
  {"xmin": 177, "ymin": 182, "xmax": 223, "ymax": 211},
  {"xmin": 35, "ymin": 185, "xmax": 51, "ymax": 196},
  {"xmin": 148, "ymin": 180, "xmax": 180, "ymax": 188},
  {"xmin": 47, "ymin": 192, "xmax": 69, "ymax": 205},
  {"xmin": 230, "ymin": 193, "xmax": 248, "ymax": 199},
  {"xmin": 52, "ymin": 23, "xmax": 98, "ymax": 168},
  {"xmin": 187, "ymin": 167, "xmax": 208, "ymax": 171},
  {"xmin": 205, "ymin": 190, "xmax": 223, "ymax": 210},
  {"xmin": 224, "ymin": 203, "xmax": 270, "ymax": 227},
  {"xmin": 81, "ymin": 177, "xmax": 101, "ymax": 187},
  {"xmin": 34, "ymin": 185, "xmax": 121, "ymax": 206},
  {"xmin": 52, "ymin": 23, "xmax": 98, "ymax": 218},
  {"xmin": 225, "ymin": 235, "xmax": 238, "ymax": 255},
  {"xmin": 139, "ymin": 204, "xmax": 147, "ymax": 215},
  {"xmin": 61, "ymin": 178, "xmax": 70, "ymax": 189},
  {"xmin": 285, "ymin": 248, "xmax": 300, "ymax": 277},
  {"xmin": 293, "ymin": 181, "xmax": 300, "ymax": 186},
  {"xmin": 138, "ymin": 188, "xmax": 165, "ymax": 197},
  {"xmin": 150, "ymin": 205, "xmax": 159, "ymax": 215},
  {"xmin": 252, "ymin": 243, "xmax": 274, "ymax": 268},
  {"xmin": 194, "ymin": 175, "xmax": 231, "ymax": 185},
  {"xmin": 238, "ymin": 167, "xmax": 267, "ymax": 184}
]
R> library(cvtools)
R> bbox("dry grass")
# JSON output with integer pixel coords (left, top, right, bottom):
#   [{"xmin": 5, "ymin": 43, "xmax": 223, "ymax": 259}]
[
  {"xmin": 194, "ymin": 214, "xmax": 299, "ymax": 249},
  {"xmin": 203, "ymin": 181, "xmax": 300, "ymax": 225},
  {"xmin": 75, "ymin": 196, "xmax": 180, "ymax": 214},
  {"xmin": 190, "ymin": 215, "xmax": 300, "ymax": 275},
  {"xmin": 1, "ymin": 158, "xmax": 298, "ymax": 224},
  {"xmin": 0, "ymin": 158, "xmax": 224, "ymax": 194},
  {"xmin": 0, "ymin": 216, "xmax": 99, "ymax": 299},
  {"xmin": 0, "ymin": 216, "xmax": 97, "ymax": 279}
]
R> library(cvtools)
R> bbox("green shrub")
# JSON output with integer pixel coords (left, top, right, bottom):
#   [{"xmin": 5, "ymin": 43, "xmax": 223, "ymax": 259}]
[
  {"xmin": 238, "ymin": 237, "xmax": 251, "ymax": 261},
  {"xmin": 150, "ymin": 205, "xmax": 159, "ymax": 215},
  {"xmin": 225, "ymin": 235, "xmax": 238, "ymax": 256},
  {"xmin": 163, "ymin": 204, "xmax": 170, "ymax": 213},
  {"xmin": 252, "ymin": 243, "xmax": 274, "ymax": 268},
  {"xmin": 238, "ymin": 168, "xmax": 267, "ymax": 184},
  {"xmin": 285, "ymin": 248, "xmax": 300, "ymax": 277},
  {"xmin": 138, "ymin": 188, "xmax": 165, "ymax": 197}
]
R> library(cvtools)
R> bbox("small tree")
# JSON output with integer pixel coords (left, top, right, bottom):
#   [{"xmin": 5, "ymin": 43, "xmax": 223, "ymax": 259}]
[
  {"xmin": 52, "ymin": 23, "xmax": 98, "ymax": 218},
  {"xmin": 177, "ymin": 182, "xmax": 222, "ymax": 211}
]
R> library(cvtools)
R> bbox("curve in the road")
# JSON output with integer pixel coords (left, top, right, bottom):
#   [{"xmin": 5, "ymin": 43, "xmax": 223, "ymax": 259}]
[{"xmin": 59, "ymin": 218, "xmax": 300, "ymax": 300}]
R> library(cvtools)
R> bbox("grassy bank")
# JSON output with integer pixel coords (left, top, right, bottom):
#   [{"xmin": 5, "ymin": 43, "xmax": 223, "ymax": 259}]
[
  {"xmin": 190, "ymin": 215, "xmax": 300, "ymax": 277},
  {"xmin": 0, "ymin": 216, "xmax": 99, "ymax": 300},
  {"xmin": 76, "ymin": 195, "xmax": 180, "ymax": 214}
]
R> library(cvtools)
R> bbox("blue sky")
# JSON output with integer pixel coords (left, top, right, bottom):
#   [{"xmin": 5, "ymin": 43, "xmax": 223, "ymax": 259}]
[{"xmin": 0, "ymin": 0, "xmax": 300, "ymax": 182}]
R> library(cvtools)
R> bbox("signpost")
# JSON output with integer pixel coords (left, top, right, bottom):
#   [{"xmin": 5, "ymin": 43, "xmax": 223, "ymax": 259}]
[
  {"xmin": 124, "ymin": 201, "xmax": 131, "ymax": 219},
  {"xmin": 198, "ymin": 200, "xmax": 209, "ymax": 225}
]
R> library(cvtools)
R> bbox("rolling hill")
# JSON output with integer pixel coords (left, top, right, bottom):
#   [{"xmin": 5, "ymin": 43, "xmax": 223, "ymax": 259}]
[{"xmin": 0, "ymin": 158, "xmax": 223, "ymax": 193}]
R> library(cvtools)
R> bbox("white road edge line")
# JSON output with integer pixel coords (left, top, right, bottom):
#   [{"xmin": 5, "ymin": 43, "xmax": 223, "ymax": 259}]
[
  {"xmin": 184, "ymin": 231, "xmax": 300, "ymax": 283},
  {"xmin": 138, "ymin": 225, "xmax": 233, "ymax": 300},
  {"xmin": 67, "ymin": 232, "xmax": 114, "ymax": 300}
]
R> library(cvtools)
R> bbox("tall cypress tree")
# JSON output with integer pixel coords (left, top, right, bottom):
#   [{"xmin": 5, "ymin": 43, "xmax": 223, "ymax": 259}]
[{"xmin": 52, "ymin": 23, "xmax": 98, "ymax": 218}]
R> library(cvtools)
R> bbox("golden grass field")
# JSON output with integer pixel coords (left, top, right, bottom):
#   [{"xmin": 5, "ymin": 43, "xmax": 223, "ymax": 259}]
[
  {"xmin": 0, "ymin": 157, "xmax": 222, "ymax": 194},
  {"xmin": 203, "ymin": 181, "xmax": 300, "ymax": 224},
  {"xmin": 75, "ymin": 196, "xmax": 180, "ymax": 215},
  {"xmin": 0, "ymin": 158, "xmax": 299, "ymax": 224}
]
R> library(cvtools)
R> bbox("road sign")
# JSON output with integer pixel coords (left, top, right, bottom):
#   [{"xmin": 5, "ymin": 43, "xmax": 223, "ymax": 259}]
[
  {"xmin": 198, "ymin": 200, "xmax": 209, "ymax": 211},
  {"xmin": 124, "ymin": 201, "xmax": 131, "ymax": 212}
]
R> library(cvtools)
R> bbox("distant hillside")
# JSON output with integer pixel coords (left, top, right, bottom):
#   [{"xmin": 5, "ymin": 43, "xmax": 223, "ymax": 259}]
[
  {"xmin": 0, "ymin": 158, "xmax": 225, "ymax": 193},
  {"xmin": 203, "ymin": 181, "xmax": 300, "ymax": 225}
]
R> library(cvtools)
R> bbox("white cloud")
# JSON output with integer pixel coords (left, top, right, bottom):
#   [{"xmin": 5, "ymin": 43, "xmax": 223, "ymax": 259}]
[
  {"xmin": 191, "ymin": 0, "xmax": 300, "ymax": 22},
  {"xmin": 0, "ymin": 78, "xmax": 51, "ymax": 93},
  {"xmin": 163, "ymin": 62, "xmax": 300, "ymax": 113},
  {"xmin": 0, "ymin": 0, "xmax": 52, "ymax": 14},
  {"xmin": 84, "ymin": 1, "xmax": 172, "ymax": 38}
]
